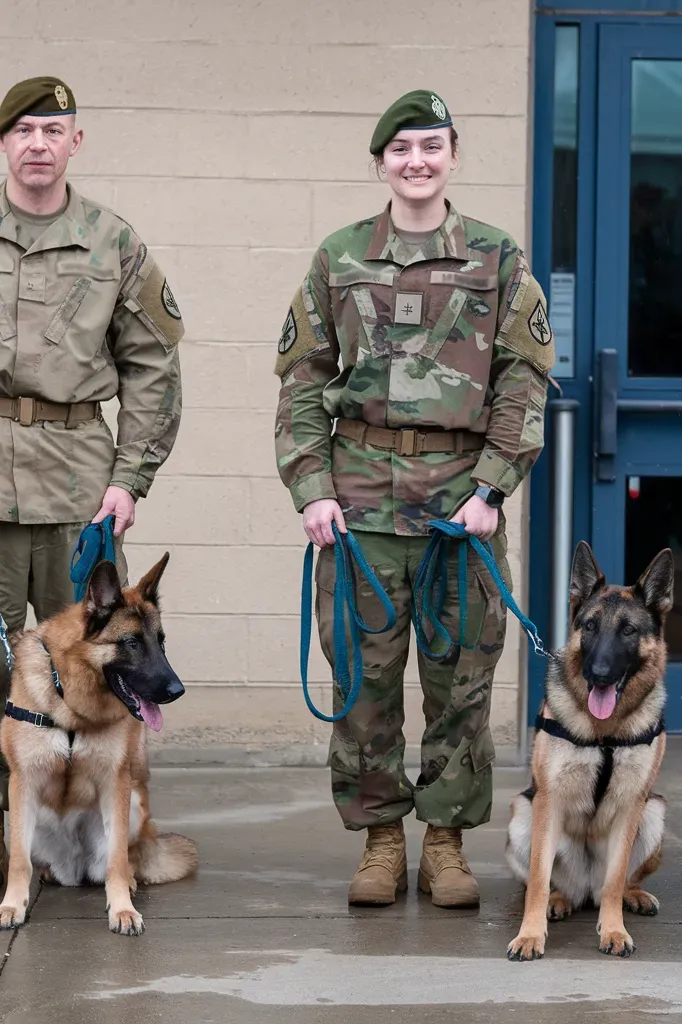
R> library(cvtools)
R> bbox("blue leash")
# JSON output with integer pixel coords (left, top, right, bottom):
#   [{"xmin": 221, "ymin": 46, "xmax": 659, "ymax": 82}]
[
  {"xmin": 300, "ymin": 523, "xmax": 397, "ymax": 723},
  {"xmin": 70, "ymin": 515, "xmax": 117, "ymax": 602},
  {"xmin": 412, "ymin": 519, "xmax": 551, "ymax": 662},
  {"xmin": 0, "ymin": 517, "xmax": 115, "ymax": 685}
]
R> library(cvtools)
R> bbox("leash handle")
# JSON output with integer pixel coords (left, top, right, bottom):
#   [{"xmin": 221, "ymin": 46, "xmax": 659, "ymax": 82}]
[
  {"xmin": 300, "ymin": 523, "xmax": 397, "ymax": 723},
  {"xmin": 70, "ymin": 515, "xmax": 117, "ymax": 602},
  {"xmin": 413, "ymin": 519, "xmax": 551, "ymax": 661}
]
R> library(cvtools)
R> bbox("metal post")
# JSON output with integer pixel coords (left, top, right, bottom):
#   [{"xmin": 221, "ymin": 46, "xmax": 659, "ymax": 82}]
[{"xmin": 549, "ymin": 399, "xmax": 579, "ymax": 651}]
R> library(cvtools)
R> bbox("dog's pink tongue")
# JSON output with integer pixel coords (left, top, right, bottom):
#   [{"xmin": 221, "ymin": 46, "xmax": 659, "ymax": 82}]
[
  {"xmin": 588, "ymin": 684, "xmax": 618, "ymax": 720},
  {"xmin": 139, "ymin": 699, "xmax": 163, "ymax": 732}
]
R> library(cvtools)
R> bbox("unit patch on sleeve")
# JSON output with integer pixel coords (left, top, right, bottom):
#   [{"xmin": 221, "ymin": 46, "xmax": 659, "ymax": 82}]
[
  {"xmin": 278, "ymin": 308, "xmax": 298, "ymax": 354},
  {"xmin": 162, "ymin": 280, "xmax": 182, "ymax": 321},
  {"xmin": 528, "ymin": 299, "xmax": 552, "ymax": 346}
]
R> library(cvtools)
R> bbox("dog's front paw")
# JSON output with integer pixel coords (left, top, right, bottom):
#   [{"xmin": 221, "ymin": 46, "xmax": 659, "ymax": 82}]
[
  {"xmin": 507, "ymin": 931, "xmax": 546, "ymax": 961},
  {"xmin": 623, "ymin": 889, "xmax": 659, "ymax": 917},
  {"xmin": 0, "ymin": 904, "xmax": 26, "ymax": 929},
  {"xmin": 109, "ymin": 907, "xmax": 145, "ymax": 937},
  {"xmin": 598, "ymin": 926, "xmax": 635, "ymax": 957}
]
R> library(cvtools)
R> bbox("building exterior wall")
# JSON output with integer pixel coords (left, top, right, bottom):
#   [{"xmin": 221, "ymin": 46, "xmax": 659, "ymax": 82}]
[{"xmin": 0, "ymin": 0, "xmax": 535, "ymax": 764}]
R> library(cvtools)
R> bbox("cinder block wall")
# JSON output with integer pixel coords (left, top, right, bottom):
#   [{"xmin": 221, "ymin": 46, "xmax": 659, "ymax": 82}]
[{"xmin": 0, "ymin": 0, "xmax": 534, "ymax": 763}]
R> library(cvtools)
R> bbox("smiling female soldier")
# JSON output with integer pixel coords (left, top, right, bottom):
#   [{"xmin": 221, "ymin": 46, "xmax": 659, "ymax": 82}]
[{"xmin": 274, "ymin": 91, "xmax": 555, "ymax": 908}]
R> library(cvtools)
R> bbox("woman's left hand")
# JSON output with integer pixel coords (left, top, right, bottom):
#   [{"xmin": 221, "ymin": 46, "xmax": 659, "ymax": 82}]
[{"xmin": 450, "ymin": 495, "xmax": 498, "ymax": 542}]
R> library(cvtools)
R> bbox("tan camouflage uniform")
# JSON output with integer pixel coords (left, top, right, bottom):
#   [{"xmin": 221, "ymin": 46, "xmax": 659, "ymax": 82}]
[
  {"xmin": 0, "ymin": 181, "xmax": 183, "ymax": 743},
  {"xmin": 275, "ymin": 202, "xmax": 554, "ymax": 831}
]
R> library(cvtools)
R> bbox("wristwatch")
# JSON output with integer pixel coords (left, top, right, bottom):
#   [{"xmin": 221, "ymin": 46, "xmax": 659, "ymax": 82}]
[{"xmin": 474, "ymin": 484, "xmax": 505, "ymax": 508}]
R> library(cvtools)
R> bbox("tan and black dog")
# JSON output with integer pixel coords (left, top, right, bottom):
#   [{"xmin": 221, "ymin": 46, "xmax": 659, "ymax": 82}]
[
  {"xmin": 0, "ymin": 555, "xmax": 197, "ymax": 937},
  {"xmin": 506, "ymin": 541, "xmax": 674, "ymax": 960}
]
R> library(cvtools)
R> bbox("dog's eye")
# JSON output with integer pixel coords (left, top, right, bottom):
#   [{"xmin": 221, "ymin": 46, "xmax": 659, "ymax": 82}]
[
  {"xmin": 621, "ymin": 624, "xmax": 637, "ymax": 637},
  {"xmin": 123, "ymin": 636, "xmax": 139, "ymax": 650},
  {"xmin": 583, "ymin": 620, "xmax": 597, "ymax": 633}
]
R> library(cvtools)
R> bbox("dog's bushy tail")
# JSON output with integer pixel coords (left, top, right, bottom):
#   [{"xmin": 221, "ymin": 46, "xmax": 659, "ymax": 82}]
[{"xmin": 136, "ymin": 830, "xmax": 198, "ymax": 885}]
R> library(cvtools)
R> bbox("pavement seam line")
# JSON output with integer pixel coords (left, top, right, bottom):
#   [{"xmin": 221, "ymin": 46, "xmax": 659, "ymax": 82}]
[{"xmin": 0, "ymin": 880, "xmax": 44, "ymax": 979}]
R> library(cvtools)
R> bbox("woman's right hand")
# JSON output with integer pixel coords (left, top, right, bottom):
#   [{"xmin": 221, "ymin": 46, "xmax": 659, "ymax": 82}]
[{"xmin": 303, "ymin": 499, "xmax": 347, "ymax": 548}]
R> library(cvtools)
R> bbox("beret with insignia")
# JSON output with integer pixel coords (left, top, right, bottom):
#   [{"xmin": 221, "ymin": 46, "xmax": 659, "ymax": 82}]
[
  {"xmin": 0, "ymin": 77, "xmax": 77, "ymax": 137},
  {"xmin": 370, "ymin": 89, "xmax": 453, "ymax": 155}
]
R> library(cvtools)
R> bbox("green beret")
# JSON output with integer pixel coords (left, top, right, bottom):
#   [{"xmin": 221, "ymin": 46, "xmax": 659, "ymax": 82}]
[
  {"xmin": 0, "ymin": 77, "xmax": 77, "ymax": 137},
  {"xmin": 370, "ymin": 90, "xmax": 453, "ymax": 155}
]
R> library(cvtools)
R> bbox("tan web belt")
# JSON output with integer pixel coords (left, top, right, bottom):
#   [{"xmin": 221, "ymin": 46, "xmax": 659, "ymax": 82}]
[
  {"xmin": 0, "ymin": 397, "xmax": 101, "ymax": 428},
  {"xmin": 334, "ymin": 418, "xmax": 484, "ymax": 458}
]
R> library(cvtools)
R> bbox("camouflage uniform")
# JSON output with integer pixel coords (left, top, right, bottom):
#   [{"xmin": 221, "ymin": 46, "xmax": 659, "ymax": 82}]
[
  {"xmin": 0, "ymin": 180, "xmax": 183, "ymax": 738},
  {"xmin": 275, "ymin": 201, "xmax": 554, "ymax": 830}
]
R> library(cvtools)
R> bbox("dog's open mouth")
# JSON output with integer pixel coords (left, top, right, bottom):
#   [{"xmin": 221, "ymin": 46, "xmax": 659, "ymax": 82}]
[
  {"xmin": 587, "ymin": 679, "xmax": 625, "ymax": 721},
  {"xmin": 109, "ymin": 674, "xmax": 163, "ymax": 732}
]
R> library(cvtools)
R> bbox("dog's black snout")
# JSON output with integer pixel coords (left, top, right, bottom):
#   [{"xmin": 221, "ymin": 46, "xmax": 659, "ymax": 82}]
[
  {"xmin": 162, "ymin": 677, "xmax": 185, "ymax": 703},
  {"xmin": 590, "ymin": 662, "xmax": 615, "ymax": 686}
]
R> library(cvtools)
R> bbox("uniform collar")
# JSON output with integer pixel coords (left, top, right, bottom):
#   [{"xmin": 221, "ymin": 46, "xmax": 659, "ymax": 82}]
[
  {"xmin": 364, "ymin": 200, "xmax": 478, "ymax": 265},
  {"xmin": 0, "ymin": 181, "xmax": 91, "ymax": 253}
]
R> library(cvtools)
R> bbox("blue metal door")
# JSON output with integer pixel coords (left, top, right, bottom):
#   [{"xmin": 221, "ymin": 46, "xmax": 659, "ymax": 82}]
[{"xmin": 593, "ymin": 24, "xmax": 682, "ymax": 721}]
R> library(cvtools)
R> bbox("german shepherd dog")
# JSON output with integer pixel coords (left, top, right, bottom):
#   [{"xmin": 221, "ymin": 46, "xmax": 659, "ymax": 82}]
[
  {"xmin": 506, "ymin": 541, "xmax": 674, "ymax": 961},
  {"xmin": 0, "ymin": 555, "xmax": 198, "ymax": 937}
]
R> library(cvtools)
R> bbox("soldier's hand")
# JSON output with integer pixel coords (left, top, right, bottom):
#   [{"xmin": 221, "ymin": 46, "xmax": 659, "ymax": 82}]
[
  {"xmin": 303, "ymin": 499, "xmax": 347, "ymax": 548},
  {"xmin": 91, "ymin": 486, "xmax": 136, "ymax": 538},
  {"xmin": 451, "ymin": 496, "xmax": 498, "ymax": 543}
]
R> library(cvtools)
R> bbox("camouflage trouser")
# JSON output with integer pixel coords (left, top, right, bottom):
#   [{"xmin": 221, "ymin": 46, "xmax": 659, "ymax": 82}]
[
  {"xmin": 316, "ymin": 528, "xmax": 510, "ymax": 832},
  {"xmin": 0, "ymin": 522, "xmax": 128, "ymax": 808}
]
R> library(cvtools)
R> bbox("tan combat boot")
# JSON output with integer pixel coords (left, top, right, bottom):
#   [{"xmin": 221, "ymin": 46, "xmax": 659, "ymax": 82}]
[
  {"xmin": 418, "ymin": 825, "xmax": 480, "ymax": 908},
  {"xmin": 348, "ymin": 821, "xmax": 408, "ymax": 906}
]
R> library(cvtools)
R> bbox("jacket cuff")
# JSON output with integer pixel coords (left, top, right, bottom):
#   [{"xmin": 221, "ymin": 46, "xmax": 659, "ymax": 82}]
[
  {"xmin": 471, "ymin": 451, "xmax": 523, "ymax": 497},
  {"xmin": 289, "ymin": 473, "xmax": 338, "ymax": 513}
]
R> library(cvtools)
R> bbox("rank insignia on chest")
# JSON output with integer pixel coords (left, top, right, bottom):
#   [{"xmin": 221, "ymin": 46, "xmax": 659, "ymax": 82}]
[{"xmin": 394, "ymin": 292, "xmax": 423, "ymax": 326}]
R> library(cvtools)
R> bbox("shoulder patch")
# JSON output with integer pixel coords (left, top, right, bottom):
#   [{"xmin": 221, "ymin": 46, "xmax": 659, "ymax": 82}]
[
  {"xmin": 497, "ymin": 268, "xmax": 555, "ymax": 376},
  {"xmin": 134, "ymin": 260, "xmax": 184, "ymax": 349},
  {"xmin": 162, "ymin": 279, "xmax": 182, "ymax": 321},
  {"xmin": 528, "ymin": 299, "xmax": 552, "ymax": 347},
  {"xmin": 274, "ymin": 290, "xmax": 325, "ymax": 379},
  {"xmin": 278, "ymin": 308, "xmax": 297, "ymax": 354}
]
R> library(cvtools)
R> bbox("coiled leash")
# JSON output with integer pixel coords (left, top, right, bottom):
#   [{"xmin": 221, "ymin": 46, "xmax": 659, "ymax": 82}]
[
  {"xmin": 300, "ymin": 523, "xmax": 397, "ymax": 723},
  {"xmin": 70, "ymin": 514, "xmax": 116, "ymax": 601},
  {"xmin": 412, "ymin": 520, "xmax": 551, "ymax": 662}
]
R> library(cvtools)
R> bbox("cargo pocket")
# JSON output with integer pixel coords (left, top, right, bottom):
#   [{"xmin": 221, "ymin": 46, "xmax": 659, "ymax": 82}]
[{"xmin": 414, "ymin": 724, "xmax": 495, "ymax": 828}]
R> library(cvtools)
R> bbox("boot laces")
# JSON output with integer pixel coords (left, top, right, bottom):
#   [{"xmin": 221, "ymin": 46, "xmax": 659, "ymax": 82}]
[
  {"xmin": 359, "ymin": 824, "xmax": 404, "ymax": 873},
  {"xmin": 426, "ymin": 827, "xmax": 470, "ymax": 874}
]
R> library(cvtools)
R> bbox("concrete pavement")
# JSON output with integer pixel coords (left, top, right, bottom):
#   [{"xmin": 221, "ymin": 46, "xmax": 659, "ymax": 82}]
[{"xmin": 2, "ymin": 744, "xmax": 682, "ymax": 1022}]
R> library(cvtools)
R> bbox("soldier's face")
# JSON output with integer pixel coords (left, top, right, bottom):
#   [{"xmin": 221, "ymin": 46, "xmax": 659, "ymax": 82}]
[
  {"xmin": 0, "ymin": 114, "xmax": 82, "ymax": 192},
  {"xmin": 381, "ymin": 128, "xmax": 455, "ymax": 203}
]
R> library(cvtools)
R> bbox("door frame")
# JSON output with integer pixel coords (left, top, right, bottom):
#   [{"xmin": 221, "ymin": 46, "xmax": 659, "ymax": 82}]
[{"xmin": 528, "ymin": 4, "xmax": 682, "ymax": 727}]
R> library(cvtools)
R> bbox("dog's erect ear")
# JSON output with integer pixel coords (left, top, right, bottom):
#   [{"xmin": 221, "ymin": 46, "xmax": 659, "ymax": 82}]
[
  {"xmin": 136, "ymin": 553, "xmax": 170, "ymax": 607},
  {"xmin": 635, "ymin": 548, "xmax": 675, "ymax": 619},
  {"xmin": 84, "ymin": 560, "xmax": 124, "ymax": 636},
  {"xmin": 569, "ymin": 541, "xmax": 606, "ymax": 621}
]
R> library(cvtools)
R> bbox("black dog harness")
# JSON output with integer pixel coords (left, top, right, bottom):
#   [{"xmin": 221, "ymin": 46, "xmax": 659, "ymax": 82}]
[
  {"xmin": 532, "ymin": 713, "xmax": 665, "ymax": 809},
  {"xmin": 4, "ymin": 641, "xmax": 76, "ymax": 751}
]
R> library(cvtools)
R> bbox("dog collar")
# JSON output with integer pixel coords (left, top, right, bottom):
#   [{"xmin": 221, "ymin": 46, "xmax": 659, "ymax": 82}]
[
  {"xmin": 535, "ymin": 713, "xmax": 665, "ymax": 748},
  {"xmin": 5, "ymin": 700, "xmax": 55, "ymax": 729}
]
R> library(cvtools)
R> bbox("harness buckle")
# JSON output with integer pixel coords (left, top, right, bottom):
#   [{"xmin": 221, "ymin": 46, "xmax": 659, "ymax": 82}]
[
  {"xmin": 398, "ymin": 429, "xmax": 418, "ymax": 457},
  {"xmin": 33, "ymin": 713, "xmax": 44, "ymax": 728}
]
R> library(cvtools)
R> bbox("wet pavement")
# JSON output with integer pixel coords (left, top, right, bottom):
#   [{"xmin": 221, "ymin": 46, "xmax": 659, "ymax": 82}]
[{"xmin": 2, "ymin": 743, "xmax": 682, "ymax": 1022}]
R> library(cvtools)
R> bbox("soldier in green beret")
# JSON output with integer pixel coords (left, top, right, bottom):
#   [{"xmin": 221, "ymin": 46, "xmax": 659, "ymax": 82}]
[
  {"xmin": 0, "ymin": 77, "xmax": 185, "ymax": 880},
  {"xmin": 274, "ymin": 90, "xmax": 555, "ymax": 908}
]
